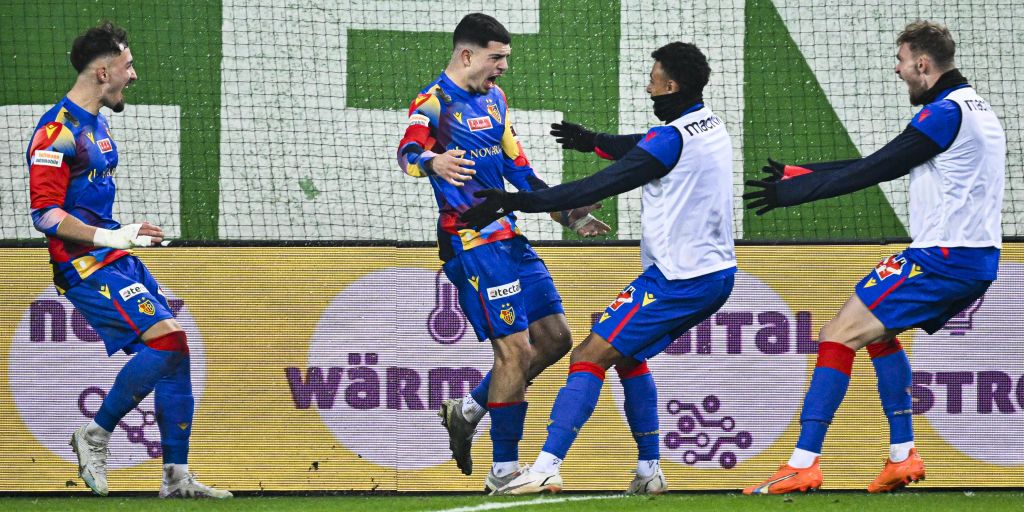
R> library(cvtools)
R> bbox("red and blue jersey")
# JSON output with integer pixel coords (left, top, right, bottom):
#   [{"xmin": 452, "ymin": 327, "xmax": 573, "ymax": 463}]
[
  {"xmin": 27, "ymin": 97, "xmax": 129, "ymax": 292},
  {"xmin": 398, "ymin": 72, "xmax": 549, "ymax": 261}
]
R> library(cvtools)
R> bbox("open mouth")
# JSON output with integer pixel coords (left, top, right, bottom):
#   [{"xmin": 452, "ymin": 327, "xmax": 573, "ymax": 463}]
[{"xmin": 485, "ymin": 75, "xmax": 500, "ymax": 88}]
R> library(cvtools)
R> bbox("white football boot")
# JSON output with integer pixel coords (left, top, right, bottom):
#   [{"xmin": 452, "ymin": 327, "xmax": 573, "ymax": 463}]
[
  {"xmin": 485, "ymin": 464, "xmax": 526, "ymax": 494},
  {"xmin": 627, "ymin": 462, "xmax": 668, "ymax": 495},
  {"xmin": 492, "ymin": 466, "xmax": 563, "ymax": 495},
  {"xmin": 70, "ymin": 424, "xmax": 109, "ymax": 496},
  {"xmin": 159, "ymin": 470, "xmax": 233, "ymax": 499}
]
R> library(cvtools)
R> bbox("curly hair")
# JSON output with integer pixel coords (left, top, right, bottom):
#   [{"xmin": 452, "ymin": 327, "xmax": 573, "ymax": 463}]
[{"xmin": 651, "ymin": 42, "xmax": 710, "ymax": 97}]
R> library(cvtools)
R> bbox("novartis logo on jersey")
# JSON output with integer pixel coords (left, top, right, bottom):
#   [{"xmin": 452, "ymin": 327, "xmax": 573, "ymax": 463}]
[
  {"xmin": 292, "ymin": 268, "xmax": 489, "ymax": 470},
  {"xmin": 8, "ymin": 286, "xmax": 206, "ymax": 469},
  {"xmin": 608, "ymin": 271, "xmax": 810, "ymax": 470},
  {"xmin": 910, "ymin": 262, "xmax": 1024, "ymax": 466}
]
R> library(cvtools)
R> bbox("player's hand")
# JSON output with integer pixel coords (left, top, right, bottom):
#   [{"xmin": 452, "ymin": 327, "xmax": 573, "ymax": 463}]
[
  {"xmin": 742, "ymin": 180, "xmax": 780, "ymax": 216},
  {"xmin": 566, "ymin": 203, "xmax": 611, "ymax": 237},
  {"xmin": 92, "ymin": 221, "xmax": 164, "ymax": 249},
  {"xmin": 430, "ymin": 149, "xmax": 476, "ymax": 187},
  {"xmin": 550, "ymin": 121, "xmax": 597, "ymax": 153},
  {"xmin": 137, "ymin": 221, "xmax": 164, "ymax": 246},
  {"xmin": 762, "ymin": 158, "xmax": 812, "ymax": 181},
  {"xmin": 459, "ymin": 189, "xmax": 523, "ymax": 230}
]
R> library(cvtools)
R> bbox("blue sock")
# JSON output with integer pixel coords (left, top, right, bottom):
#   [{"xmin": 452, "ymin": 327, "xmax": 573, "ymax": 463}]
[
  {"xmin": 470, "ymin": 371, "xmax": 492, "ymax": 410},
  {"xmin": 542, "ymin": 362, "xmax": 605, "ymax": 459},
  {"xmin": 489, "ymin": 401, "xmax": 527, "ymax": 463},
  {"xmin": 869, "ymin": 340, "xmax": 914, "ymax": 444},
  {"xmin": 155, "ymin": 356, "xmax": 194, "ymax": 464},
  {"xmin": 796, "ymin": 342, "xmax": 855, "ymax": 454},
  {"xmin": 94, "ymin": 345, "xmax": 185, "ymax": 432},
  {"xmin": 618, "ymin": 363, "xmax": 659, "ymax": 460}
]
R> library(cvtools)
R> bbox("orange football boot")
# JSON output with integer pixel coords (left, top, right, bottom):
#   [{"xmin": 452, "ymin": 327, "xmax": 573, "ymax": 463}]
[
  {"xmin": 867, "ymin": 448, "xmax": 926, "ymax": 493},
  {"xmin": 743, "ymin": 458, "xmax": 823, "ymax": 495}
]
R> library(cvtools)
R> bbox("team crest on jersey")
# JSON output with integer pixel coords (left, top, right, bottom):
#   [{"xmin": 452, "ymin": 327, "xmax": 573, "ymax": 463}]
[
  {"xmin": 608, "ymin": 286, "xmax": 635, "ymax": 311},
  {"xmin": 467, "ymin": 116, "xmax": 493, "ymax": 131},
  {"xmin": 874, "ymin": 255, "xmax": 907, "ymax": 280},
  {"xmin": 137, "ymin": 298, "xmax": 156, "ymax": 316},
  {"xmin": 97, "ymin": 138, "xmax": 113, "ymax": 153},
  {"xmin": 499, "ymin": 303, "xmax": 515, "ymax": 325},
  {"xmin": 487, "ymin": 104, "xmax": 502, "ymax": 124}
]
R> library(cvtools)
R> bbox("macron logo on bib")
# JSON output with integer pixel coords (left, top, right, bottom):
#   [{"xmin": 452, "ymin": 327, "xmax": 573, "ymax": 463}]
[{"xmin": 486, "ymin": 280, "xmax": 521, "ymax": 301}]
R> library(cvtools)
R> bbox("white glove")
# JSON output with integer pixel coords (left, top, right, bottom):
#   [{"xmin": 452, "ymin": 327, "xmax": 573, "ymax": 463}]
[{"xmin": 92, "ymin": 224, "xmax": 154, "ymax": 249}]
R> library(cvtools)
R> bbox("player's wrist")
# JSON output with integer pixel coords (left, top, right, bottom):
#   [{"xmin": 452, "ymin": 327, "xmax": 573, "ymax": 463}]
[
  {"xmin": 421, "ymin": 156, "xmax": 436, "ymax": 176},
  {"xmin": 92, "ymin": 224, "xmax": 150, "ymax": 249},
  {"xmin": 569, "ymin": 214, "xmax": 598, "ymax": 232}
]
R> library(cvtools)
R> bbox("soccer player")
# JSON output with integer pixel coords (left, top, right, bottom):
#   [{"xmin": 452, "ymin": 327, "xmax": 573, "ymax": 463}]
[
  {"xmin": 395, "ymin": 13, "xmax": 610, "ymax": 492},
  {"xmin": 742, "ymin": 20, "xmax": 1005, "ymax": 494},
  {"xmin": 27, "ymin": 22, "xmax": 231, "ymax": 499},
  {"xmin": 460, "ymin": 42, "xmax": 737, "ymax": 495}
]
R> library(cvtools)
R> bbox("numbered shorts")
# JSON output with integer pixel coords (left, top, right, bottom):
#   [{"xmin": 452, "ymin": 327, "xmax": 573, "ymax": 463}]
[
  {"xmin": 855, "ymin": 251, "xmax": 991, "ymax": 334},
  {"xmin": 443, "ymin": 237, "xmax": 564, "ymax": 342},
  {"xmin": 592, "ymin": 264, "xmax": 736, "ymax": 362},
  {"xmin": 63, "ymin": 255, "xmax": 174, "ymax": 355}
]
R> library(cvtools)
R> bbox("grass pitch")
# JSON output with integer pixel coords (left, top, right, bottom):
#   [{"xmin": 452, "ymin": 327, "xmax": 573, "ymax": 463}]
[{"xmin": 2, "ymin": 490, "xmax": 1021, "ymax": 512}]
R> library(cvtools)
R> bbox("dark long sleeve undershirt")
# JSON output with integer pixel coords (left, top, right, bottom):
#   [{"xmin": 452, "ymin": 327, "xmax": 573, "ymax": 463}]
[
  {"xmin": 593, "ymin": 133, "xmax": 644, "ymax": 160},
  {"xmin": 776, "ymin": 125, "xmax": 943, "ymax": 206},
  {"xmin": 516, "ymin": 148, "xmax": 670, "ymax": 213}
]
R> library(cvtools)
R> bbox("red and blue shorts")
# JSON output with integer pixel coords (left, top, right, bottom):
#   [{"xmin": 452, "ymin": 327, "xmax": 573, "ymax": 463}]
[
  {"xmin": 592, "ymin": 264, "xmax": 735, "ymax": 362},
  {"xmin": 855, "ymin": 251, "xmax": 991, "ymax": 334},
  {"xmin": 63, "ymin": 256, "xmax": 175, "ymax": 355}
]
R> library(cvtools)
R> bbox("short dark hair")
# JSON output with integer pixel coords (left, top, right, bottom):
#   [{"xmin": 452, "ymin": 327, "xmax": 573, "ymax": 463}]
[
  {"xmin": 453, "ymin": 13, "xmax": 511, "ymax": 48},
  {"xmin": 651, "ymin": 42, "xmax": 710, "ymax": 97},
  {"xmin": 897, "ymin": 20, "xmax": 955, "ymax": 69},
  {"xmin": 70, "ymin": 21, "xmax": 128, "ymax": 73}
]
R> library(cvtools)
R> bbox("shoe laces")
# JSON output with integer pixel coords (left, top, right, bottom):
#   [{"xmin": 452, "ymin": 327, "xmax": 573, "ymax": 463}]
[{"xmin": 86, "ymin": 442, "xmax": 109, "ymax": 478}]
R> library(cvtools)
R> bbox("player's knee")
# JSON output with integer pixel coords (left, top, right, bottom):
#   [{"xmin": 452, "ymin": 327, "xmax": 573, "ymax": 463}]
[{"xmin": 144, "ymin": 330, "xmax": 189, "ymax": 354}]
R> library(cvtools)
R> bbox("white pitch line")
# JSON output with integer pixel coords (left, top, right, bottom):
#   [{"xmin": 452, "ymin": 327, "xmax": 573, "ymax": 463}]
[{"xmin": 438, "ymin": 495, "xmax": 623, "ymax": 512}]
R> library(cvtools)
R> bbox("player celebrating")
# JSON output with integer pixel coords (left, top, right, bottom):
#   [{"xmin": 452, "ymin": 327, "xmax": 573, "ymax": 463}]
[
  {"xmin": 742, "ymin": 20, "xmax": 1005, "ymax": 494},
  {"xmin": 395, "ymin": 13, "xmax": 610, "ymax": 492},
  {"xmin": 460, "ymin": 42, "xmax": 737, "ymax": 495},
  {"xmin": 27, "ymin": 22, "xmax": 231, "ymax": 498}
]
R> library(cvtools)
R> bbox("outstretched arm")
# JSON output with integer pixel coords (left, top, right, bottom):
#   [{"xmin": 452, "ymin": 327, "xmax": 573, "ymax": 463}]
[
  {"xmin": 550, "ymin": 121, "xmax": 644, "ymax": 160},
  {"xmin": 461, "ymin": 125, "xmax": 682, "ymax": 228}
]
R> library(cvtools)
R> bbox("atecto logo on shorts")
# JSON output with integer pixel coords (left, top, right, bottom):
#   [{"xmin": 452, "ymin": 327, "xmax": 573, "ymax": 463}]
[
  {"xmin": 486, "ymin": 280, "xmax": 521, "ymax": 301},
  {"xmin": 910, "ymin": 262, "xmax": 1024, "ymax": 466},
  {"xmin": 292, "ymin": 268, "xmax": 491, "ymax": 470},
  {"xmin": 118, "ymin": 283, "xmax": 149, "ymax": 301},
  {"xmin": 9, "ymin": 287, "xmax": 206, "ymax": 469},
  {"xmin": 608, "ymin": 271, "xmax": 811, "ymax": 470}
]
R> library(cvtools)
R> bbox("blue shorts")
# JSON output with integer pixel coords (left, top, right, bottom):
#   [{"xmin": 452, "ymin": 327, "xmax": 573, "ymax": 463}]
[
  {"xmin": 443, "ymin": 237, "xmax": 564, "ymax": 342},
  {"xmin": 63, "ymin": 256, "xmax": 175, "ymax": 356},
  {"xmin": 855, "ymin": 251, "xmax": 991, "ymax": 334},
  {"xmin": 592, "ymin": 264, "xmax": 736, "ymax": 362}
]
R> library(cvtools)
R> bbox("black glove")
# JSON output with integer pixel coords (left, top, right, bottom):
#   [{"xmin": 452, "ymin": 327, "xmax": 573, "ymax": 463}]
[
  {"xmin": 761, "ymin": 158, "xmax": 786, "ymax": 181},
  {"xmin": 742, "ymin": 179, "xmax": 780, "ymax": 216},
  {"xmin": 459, "ymin": 189, "xmax": 524, "ymax": 230},
  {"xmin": 550, "ymin": 121, "xmax": 597, "ymax": 152}
]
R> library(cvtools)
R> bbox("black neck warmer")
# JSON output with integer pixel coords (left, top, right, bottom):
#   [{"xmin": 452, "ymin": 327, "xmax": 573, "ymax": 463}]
[
  {"xmin": 652, "ymin": 91, "xmax": 703, "ymax": 123},
  {"xmin": 915, "ymin": 69, "xmax": 969, "ymax": 106}
]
